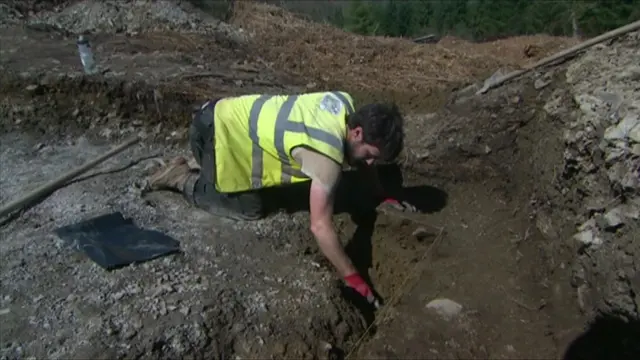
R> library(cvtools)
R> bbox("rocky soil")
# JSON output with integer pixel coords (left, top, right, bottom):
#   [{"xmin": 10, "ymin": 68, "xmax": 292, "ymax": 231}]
[
  {"xmin": 0, "ymin": 1, "xmax": 639, "ymax": 359},
  {"xmin": 0, "ymin": 133, "xmax": 367, "ymax": 360},
  {"xmin": 560, "ymin": 33, "xmax": 639, "ymax": 322},
  {"xmin": 348, "ymin": 27, "xmax": 640, "ymax": 359},
  {"xmin": 407, "ymin": 30, "xmax": 640, "ymax": 324}
]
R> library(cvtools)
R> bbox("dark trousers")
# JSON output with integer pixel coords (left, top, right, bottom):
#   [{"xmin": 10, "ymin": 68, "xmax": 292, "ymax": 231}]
[{"xmin": 185, "ymin": 100, "xmax": 263, "ymax": 220}]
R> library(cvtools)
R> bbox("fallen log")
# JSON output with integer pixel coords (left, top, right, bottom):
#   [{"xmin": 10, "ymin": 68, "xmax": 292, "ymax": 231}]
[
  {"xmin": 476, "ymin": 20, "xmax": 640, "ymax": 94},
  {"xmin": 0, "ymin": 135, "xmax": 141, "ymax": 219}
]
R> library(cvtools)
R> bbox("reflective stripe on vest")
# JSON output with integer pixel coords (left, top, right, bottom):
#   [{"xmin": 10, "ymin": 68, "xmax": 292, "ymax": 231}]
[{"xmin": 248, "ymin": 92, "xmax": 354, "ymax": 189}]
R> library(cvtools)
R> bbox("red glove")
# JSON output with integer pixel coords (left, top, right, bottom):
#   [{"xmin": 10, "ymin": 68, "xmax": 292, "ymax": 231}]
[
  {"xmin": 380, "ymin": 197, "xmax": 417, "ymax": 212},
  {"xmin": 344, "ymin": 273, "xmax": 375, "ymax": 303},
  {"xmin": 382, "ymin": 197, "xmax": 400, "ymax": 206}
]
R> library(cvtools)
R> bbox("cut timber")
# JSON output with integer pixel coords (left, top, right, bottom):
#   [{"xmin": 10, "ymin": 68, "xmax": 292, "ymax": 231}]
[
  {"xmin": 476, "ymin": 20, "xmax": 640, "ymax": 94},
  {"xmin": 0, "ymin": 135, "xmax": 141, "ymax": 219},
  {"xmin": 413, "ymin": 34, "xmax": 439, "ymax": 44}
]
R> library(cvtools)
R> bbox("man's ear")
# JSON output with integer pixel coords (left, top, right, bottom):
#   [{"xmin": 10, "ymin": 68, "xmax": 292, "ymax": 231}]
[{"xmin": 351, "ymin": 126, "xmax": 363, "ymax": 142}]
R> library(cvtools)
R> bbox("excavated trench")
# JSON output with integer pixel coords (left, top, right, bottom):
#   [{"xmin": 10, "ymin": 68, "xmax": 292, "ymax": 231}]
[
  {"xmin": 0, "ymin": 70, "xmax": 447, "ymax": 358},
  {"xmin": 0, "ymin": 64, "xmax": 583, "ymax": 360}
]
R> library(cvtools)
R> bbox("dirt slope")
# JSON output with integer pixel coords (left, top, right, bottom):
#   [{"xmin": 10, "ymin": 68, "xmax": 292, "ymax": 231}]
[
  {"xmin": 0, "ymin": 1, "xmax": 638, "ymax": 359},
  {"xmin": 352, "ymin": 29, "xmax": 639, "ymax": 358},
  {"xmin": 231, "ymin": 1, "xmax": 578, "ymax": 110}
]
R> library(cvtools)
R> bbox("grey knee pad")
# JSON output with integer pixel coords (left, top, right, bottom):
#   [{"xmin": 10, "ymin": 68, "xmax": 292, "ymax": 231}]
[{"xmin": 182, "ymin": 173, "xmax": 199, "ymax": 205}]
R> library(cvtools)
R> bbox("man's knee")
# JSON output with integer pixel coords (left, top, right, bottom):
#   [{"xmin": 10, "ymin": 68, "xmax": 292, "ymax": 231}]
[
  {"xmin": 225, "ymin": 192, "xmax": 264, "ymax": 220},
  {"xmin": 190, "ymin": 177, "xmax": 263, "ymax": 221}
]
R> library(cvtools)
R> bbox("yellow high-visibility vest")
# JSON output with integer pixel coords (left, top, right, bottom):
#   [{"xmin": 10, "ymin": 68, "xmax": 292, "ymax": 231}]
[{"xmin": 213, "ymin": 91, "xmax": 355, "ymax": 193}]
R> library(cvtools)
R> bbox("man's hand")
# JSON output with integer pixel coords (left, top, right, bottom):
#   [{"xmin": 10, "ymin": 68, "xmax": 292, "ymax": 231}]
[
  {"xmin": 344, "ymin": 272, "xmax": 380, "ymax": 308},
  {"xmin": 378, "ymin": 197, "xmax": 417, "ymax": 213},
  {"xmin": 357, "ymin": 163, "xmax": 417, "ymax": 213}
]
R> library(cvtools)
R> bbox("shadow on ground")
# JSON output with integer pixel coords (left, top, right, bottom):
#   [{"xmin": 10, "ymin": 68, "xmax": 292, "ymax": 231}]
[
  {"xmin": 260, "ymin": 163, "xmax": 449, "ymax": 331},
  {"xmin": 563, "ymin": 315, "xmax": 640, "ymax": 360},
  {"xmin": 261, "ymin": 163, "xmax": 449, "ymax": 216}
]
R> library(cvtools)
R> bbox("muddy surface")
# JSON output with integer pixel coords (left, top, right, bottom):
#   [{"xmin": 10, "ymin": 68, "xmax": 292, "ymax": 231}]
[{"xmin": 1, "ymin": 1, "xmax": 639, "ymax": 359}]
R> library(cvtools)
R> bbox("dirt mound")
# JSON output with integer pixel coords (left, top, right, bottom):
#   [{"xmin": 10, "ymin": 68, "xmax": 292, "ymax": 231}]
[
  {"xmin": 438, "ymin": 34, "xmax": 579, "ymax": 63},
  {"xmin": 24, "ymin": 0, "xmax": 247, "ymax": 45},
  {"xmin": 0, "ymin": 24, "xmax": 304, "ymax": 140},
  {"xmin": 231, "ymin": 1, "xmax": 578, "ymax": 103},
  {"xmin": 0, "ymin": 0, "xmax": 68, "ymax": 26}
]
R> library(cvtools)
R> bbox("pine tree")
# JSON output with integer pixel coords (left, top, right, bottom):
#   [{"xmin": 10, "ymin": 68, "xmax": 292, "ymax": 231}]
[{"xmin": 335, "ymin": 0, "xmax": 639, "ymax": 40}]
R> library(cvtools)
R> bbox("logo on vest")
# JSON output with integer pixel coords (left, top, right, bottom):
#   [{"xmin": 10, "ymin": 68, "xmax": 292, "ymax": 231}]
[{"xmin": 319, "ymin": 94, "xmax": 343, "ymax": 115}]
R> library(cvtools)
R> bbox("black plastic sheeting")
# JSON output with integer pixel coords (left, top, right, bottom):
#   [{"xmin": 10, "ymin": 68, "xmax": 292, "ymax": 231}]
[{"xmin": 54, "ymin": 212, "xmax": 181, "ymax": 270}]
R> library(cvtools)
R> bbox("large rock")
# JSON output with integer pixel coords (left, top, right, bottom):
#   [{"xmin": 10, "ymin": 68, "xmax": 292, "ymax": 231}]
[
  {"xmin": 604, "ymin": 114, "xmax": 639, "ymax": 141},
  {"xmin": 630, "ymin": 124, "xmax": 640, "ymax": 143},
  {"xmin": 425, "ymin": 298, "xmax": 463, "ymax": 320}
]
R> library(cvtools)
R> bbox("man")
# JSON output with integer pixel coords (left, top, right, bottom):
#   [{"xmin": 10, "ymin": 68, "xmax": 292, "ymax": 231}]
[{"xmin": 147, "ymin": 91, "xmax": 415, "ymax": 306}]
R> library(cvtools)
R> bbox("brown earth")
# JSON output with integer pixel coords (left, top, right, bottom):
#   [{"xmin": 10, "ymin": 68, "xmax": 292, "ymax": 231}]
[
  {"xmin": 1, "ymin": 1, "xmax": 639, "ymax": 360},
  {"xmin": 231, "ymin": 1, "xmax": 579, "ymax": 111}
]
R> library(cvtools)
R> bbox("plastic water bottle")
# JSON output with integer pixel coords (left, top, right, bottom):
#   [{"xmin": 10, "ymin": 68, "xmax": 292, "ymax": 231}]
[{"xmin": 77, "ymin": 35, "xmax": 97, "ymax": 75}]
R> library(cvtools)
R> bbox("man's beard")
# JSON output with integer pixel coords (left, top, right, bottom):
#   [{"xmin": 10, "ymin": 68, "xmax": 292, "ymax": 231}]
[
  {"xmin": 344, "ymin": 141, "xmax": 366, "ymax": 168},
  {"xmin": 343, "ymin": 141, "xmax": 357, "ymax": 166}
]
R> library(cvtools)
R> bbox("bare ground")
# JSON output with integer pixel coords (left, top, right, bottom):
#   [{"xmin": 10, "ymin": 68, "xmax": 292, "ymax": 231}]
[
  {"xmin": 0, "ymin": 133, "xmax": 366, "ymax": 359},
  {"xmin": 1, "ymin": 1, "xmax": 639, "ymax": 360}
]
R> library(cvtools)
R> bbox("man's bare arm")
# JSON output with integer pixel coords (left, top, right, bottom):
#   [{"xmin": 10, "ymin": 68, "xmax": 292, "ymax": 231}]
[
  {"xmin": 308, "ymin": 179, "xmax": 357, "ymax": 277},
  {"xmin": 297, "ymin": 148, "xmax": 378, "ymax": 304}
]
